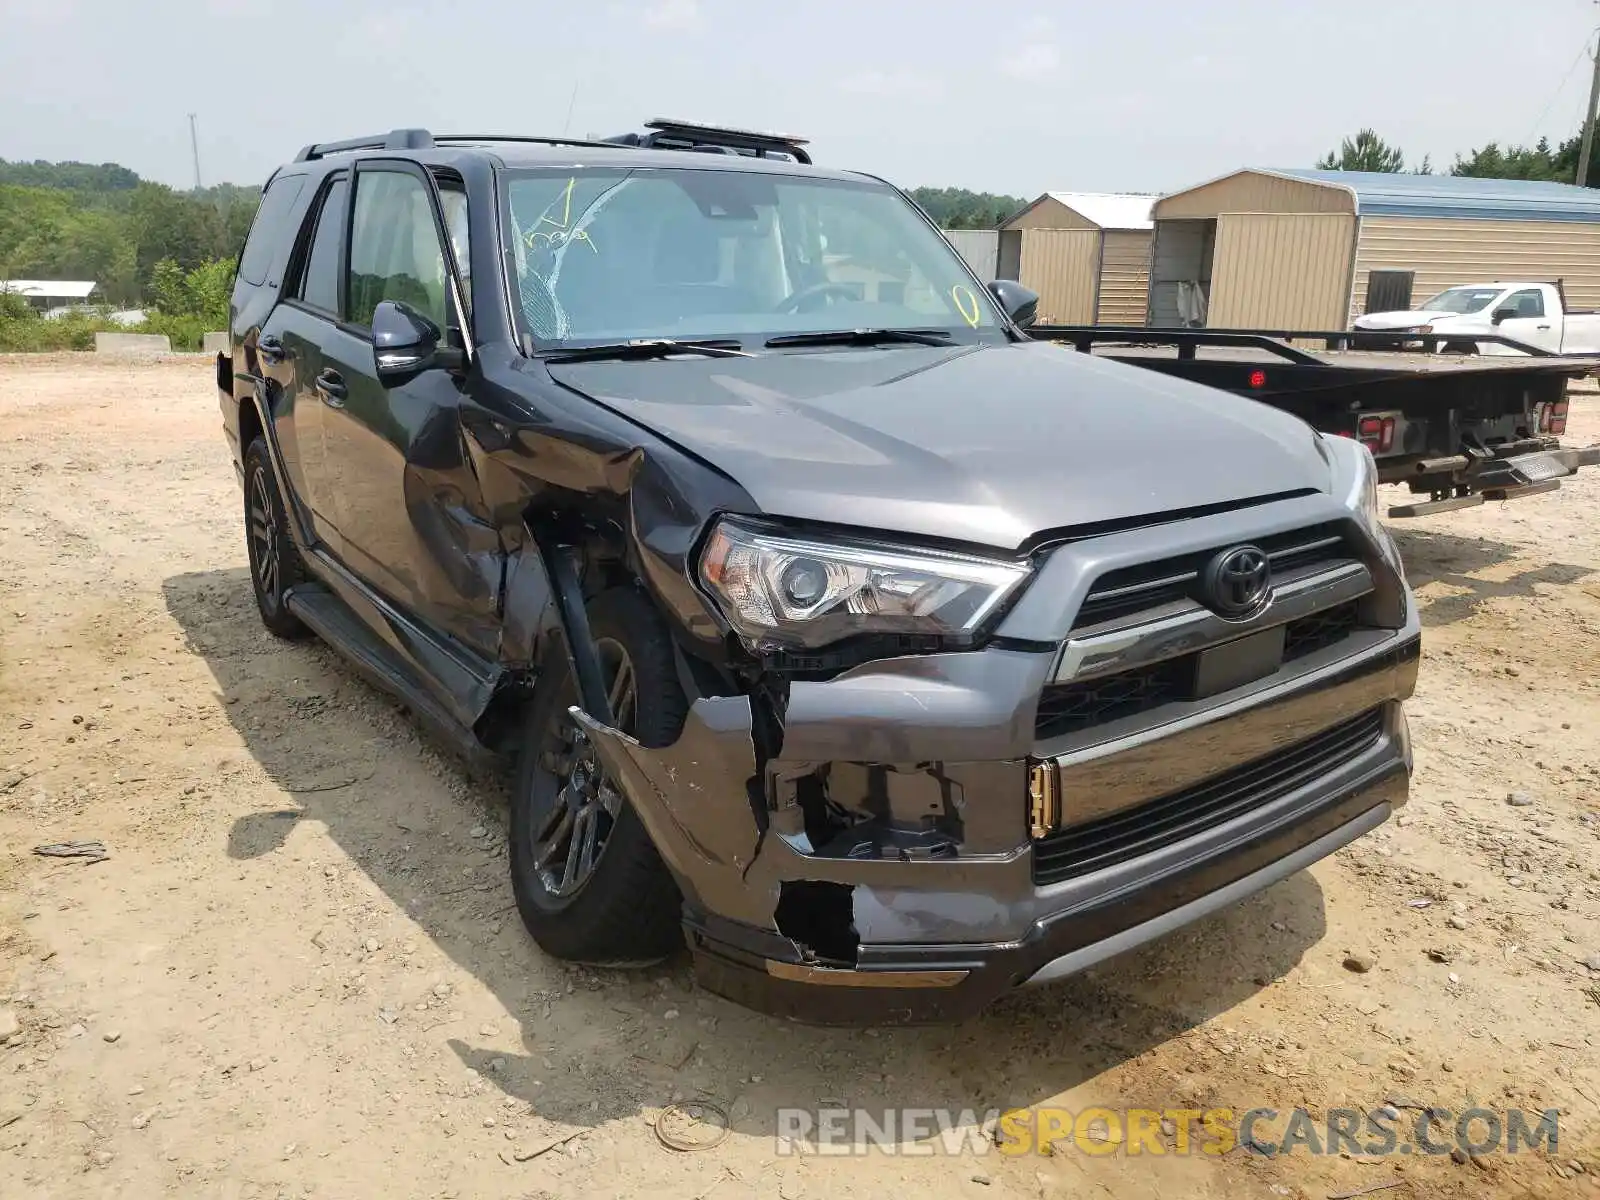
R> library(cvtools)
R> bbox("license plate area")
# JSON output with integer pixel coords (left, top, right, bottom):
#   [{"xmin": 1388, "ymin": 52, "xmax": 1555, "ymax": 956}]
[{"xmin": 1191, "ymin": 626, "xmax": 1286, "ymax": 699}]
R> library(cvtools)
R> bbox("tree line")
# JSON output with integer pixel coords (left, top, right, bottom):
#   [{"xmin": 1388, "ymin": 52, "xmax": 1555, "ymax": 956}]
[
  {"xmin": 2, "ymin": 120, "xmax": 1595, "ymax": 325},
  {"xmin": 0, "ymin": 158, "xmax": 258, "ymax": 306},
  {"xmin": 1316, "ymin": 125, "xmax": 1597, "ymax": 184}
]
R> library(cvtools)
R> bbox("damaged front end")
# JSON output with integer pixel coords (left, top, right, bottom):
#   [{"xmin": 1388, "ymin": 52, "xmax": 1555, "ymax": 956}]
[
  {"xmin": 570, "ymin": 642, "xmax": 1060, "ymax": 1024},
  {"xmin": 568, "ymin": 494, "xmax": 1421, "ymax": 1025}
]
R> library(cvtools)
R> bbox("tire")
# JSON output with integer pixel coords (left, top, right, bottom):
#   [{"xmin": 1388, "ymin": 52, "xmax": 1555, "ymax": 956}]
[
  {"xmin": 243, "ymin": 436, "xmax": 310, "ymax": 640},
  {"xmin": 509, "ymin": 586, "xmax": 687, "ymax": 965}
]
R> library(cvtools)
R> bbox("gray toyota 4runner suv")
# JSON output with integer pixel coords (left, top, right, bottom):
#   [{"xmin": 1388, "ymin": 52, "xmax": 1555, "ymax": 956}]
[{"xmin": 219, "ymin": 119, "xmax": 1420, "ymax": 1023}]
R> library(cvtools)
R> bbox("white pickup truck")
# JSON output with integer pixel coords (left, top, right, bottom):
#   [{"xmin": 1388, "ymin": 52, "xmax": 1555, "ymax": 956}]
[{"xmin": 1354, "ymin": 280, "xmax": 1600, "ymax": 355}]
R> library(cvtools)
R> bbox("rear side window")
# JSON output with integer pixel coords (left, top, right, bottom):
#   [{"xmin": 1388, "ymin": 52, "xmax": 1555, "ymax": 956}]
[
  {"xmin": 295, "ymin": 177, "xmax": 348, "ymax": 315},
  {"xmin": 238, "ymin": 175, "xmax": 307, "ymax": 286}
]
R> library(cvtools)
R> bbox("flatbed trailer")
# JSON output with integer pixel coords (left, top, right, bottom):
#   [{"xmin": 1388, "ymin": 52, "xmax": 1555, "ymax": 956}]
[{"xmin": 1031, "ymin": 325, "xmax": 1600, "ymax": 518}]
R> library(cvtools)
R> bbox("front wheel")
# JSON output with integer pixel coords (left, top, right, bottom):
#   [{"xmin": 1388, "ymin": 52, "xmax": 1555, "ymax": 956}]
[{"xmin": 509, "ymin": 586, "xmax": 687, "ymax": 965}]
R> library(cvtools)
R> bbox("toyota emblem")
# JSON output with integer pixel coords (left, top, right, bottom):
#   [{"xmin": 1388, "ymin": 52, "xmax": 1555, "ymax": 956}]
[{"xmin": 1203, "ymin": 545, "xmax": 1272, "ymax": 616}]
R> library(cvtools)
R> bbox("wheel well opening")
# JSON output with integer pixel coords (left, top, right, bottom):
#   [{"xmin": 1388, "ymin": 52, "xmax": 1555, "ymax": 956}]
[
  {"xmin": 774, "ymin": 880, "xmax": 859, "ymax": 967},
  {"xmin": 239, "ymin": 397, "xmax": 264, "ymax": 454}
]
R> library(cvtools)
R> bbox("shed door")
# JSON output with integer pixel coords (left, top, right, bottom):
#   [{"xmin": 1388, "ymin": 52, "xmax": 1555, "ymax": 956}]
[
  {"xmin": 1364, "ymin": 269, "xmax": 1414, "ymax": 314},
  {"xmin": 1095, "ymin": 230, "xmax": 1151, "ymax": 326},
  {"xmin": 1019, "ymin": 229, "xmax": 1101, "ymax": 324},
  {"xmin": 1207, "ymin": 213, "xmax": 1355, "ymax": 329}
]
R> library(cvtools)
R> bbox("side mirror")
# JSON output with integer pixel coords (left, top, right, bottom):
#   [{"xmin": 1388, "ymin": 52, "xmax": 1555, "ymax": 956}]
[
  {"xmin": 372, "ymin": 300, "xmax": 460, "ymax": 382},
  {"xmin": 988, "ymin": 279, "xmax": 1039, "ymax": 328},
  {"xmin": 1490, "ymin": 306, "xmax": 1516, "ymax": 325}
]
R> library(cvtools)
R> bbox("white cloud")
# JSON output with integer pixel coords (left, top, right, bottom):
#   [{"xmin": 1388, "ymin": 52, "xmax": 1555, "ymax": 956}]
[
  {"xmin": 837, "ymin": 69, "xmax": 940, "ymax": 99},
  {"xmin": 999, "ymin": 43, "xmax": 1061, "ymax": 82},
  {"xmin": 644, "ymin": 0, "xmax": 701, "ymax": 29}
]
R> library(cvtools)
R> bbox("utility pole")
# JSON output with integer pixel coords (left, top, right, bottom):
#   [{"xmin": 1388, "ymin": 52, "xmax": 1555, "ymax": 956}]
[
  {"xmin": 1580, "ymin": 27, "xmax": 1600, "ymax": 187},
  {"xmin": 188, "ymin": 113, "xmax": 203, "ymax": 190}
]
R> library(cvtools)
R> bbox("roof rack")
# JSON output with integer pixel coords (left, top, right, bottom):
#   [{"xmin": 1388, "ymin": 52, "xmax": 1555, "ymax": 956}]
[
  {"xmin": 293, "ymin": 128, "xmax": 435, "ymax": 162},
  {"xmin": 603, "ymin": 118, "xmax": 812, "ymax": 164},
  {"xmin": 291, "ymin": 120, "xmax": 812, "ymax": 165}
]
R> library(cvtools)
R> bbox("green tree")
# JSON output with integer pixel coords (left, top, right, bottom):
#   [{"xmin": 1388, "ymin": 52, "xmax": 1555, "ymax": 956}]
[
  {"xmin": 906, "ymin": 186, "xmax": 1028, "ymax": 229},
  {"xmin": 0, "ymin": 158, "xmax": 139, "ymax": 191},
  {"xmin": 1316, "ymin": 129, "xmax": 1419, "ymax": 173},
  {"xmin": 1451, "ymin": 132, "xmax": 1592, "ymax": 185}
]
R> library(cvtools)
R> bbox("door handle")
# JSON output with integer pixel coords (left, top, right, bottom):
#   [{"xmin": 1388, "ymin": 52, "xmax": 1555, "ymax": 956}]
[
  {"xmin": 257, "ymin": 335, "xmax": 287, "ymax": 364},
  {"xmin": 1536, "ymin": 324, "xmax": 1552, "ymax": 330},
  {"xmin": 314, "ymin": 369, "xmax": 348, "ymax": 406}
]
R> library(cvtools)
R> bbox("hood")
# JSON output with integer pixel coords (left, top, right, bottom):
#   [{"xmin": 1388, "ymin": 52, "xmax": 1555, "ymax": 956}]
[
  {"xmin": 549, "ymin": 342, "xmax": 1330, "ymax": 550},
  {"xmin": 1353, "ymin": 309, "xmax": 1461, "ymax": 330}
]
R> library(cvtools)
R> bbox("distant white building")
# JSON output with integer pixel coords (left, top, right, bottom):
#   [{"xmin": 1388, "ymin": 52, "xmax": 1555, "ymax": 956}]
[{"xmin": 0, "ymin": 280, "xmax": 100, "ymax": 313}]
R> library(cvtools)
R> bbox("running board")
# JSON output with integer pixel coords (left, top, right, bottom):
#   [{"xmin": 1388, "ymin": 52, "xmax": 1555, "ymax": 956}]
[{"xmin": 285, "ymin": 584, "xmax": 505, "ymax": 773}]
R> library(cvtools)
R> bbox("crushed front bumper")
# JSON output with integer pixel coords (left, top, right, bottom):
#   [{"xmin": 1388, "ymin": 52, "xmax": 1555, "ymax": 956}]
[{"xmin": 572, "ymin": 597, "xmax": 1421, "ymax": 1024}]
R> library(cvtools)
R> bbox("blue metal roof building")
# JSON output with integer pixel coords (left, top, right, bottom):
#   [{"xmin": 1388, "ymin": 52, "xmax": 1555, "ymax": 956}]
[
  {"xmin": 1276, "ymin": 169, "xmax": 1600, "ymax": 224},
  {"xmin": 1144, "ymin": 167, "xmax": 1600, "ymax": 329}
]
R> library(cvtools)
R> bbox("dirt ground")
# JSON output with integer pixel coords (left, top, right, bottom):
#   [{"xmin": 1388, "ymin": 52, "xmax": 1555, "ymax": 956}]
[{"xmin": 2, "ymin": 354, "xmax": 1599, "ymax": 1200}]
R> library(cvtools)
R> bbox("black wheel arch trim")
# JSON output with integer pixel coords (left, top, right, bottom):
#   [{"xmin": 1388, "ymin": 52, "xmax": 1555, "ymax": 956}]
[{"xmin": 238, "ymin": 378, "xmax": 319, "ymax": 553}]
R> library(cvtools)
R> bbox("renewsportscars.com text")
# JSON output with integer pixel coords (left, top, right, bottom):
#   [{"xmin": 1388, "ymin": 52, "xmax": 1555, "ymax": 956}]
[{"xmin": 774, "ymin": 1105, "xmax": 1560, "ymax": 1158}]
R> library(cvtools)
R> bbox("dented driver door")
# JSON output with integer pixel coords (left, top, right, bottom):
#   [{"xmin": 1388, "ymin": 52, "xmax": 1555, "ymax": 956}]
[{"xmin": 312, "ymin": 160, "xmax": 503, "ymax": 656}]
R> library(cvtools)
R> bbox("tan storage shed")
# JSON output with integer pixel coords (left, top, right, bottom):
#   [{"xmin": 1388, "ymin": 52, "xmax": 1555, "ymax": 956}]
[
  {"xmin": 1000, "ymin": 192, "xmax": 1156, "ymax": 325},
  {"xmin": 1148, "ymin": 169, "xmax": 1600, "ymax": 329}
]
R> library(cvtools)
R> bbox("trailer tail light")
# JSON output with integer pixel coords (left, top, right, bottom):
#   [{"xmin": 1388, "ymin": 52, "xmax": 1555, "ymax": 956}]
[
  {"xmin": 1357, "ymin": 414, "xmax": 1396, "ymax": 454},
  {"xmin": 1537, "ymin": 399, "xmax": 1569, "ymax": 436},
  {"xmin": 1248, "ymin": 369, "xmax": 1267, "ymax": 389}
]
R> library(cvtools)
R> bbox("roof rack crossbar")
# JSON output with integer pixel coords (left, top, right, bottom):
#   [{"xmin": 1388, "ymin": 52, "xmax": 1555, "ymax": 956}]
[
  {"xmin": 604, "ymin": 117, "xmax": 813, "ymax": 164},
  {"xmin": 293, "ymin": 128, "xmax": 436, "ymax": 162}
]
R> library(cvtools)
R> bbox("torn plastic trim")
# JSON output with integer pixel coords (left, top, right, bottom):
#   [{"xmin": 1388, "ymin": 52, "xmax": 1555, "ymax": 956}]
[{"xmin": 567, "ymin": 698, "xmax": 777, "ymax": 928}]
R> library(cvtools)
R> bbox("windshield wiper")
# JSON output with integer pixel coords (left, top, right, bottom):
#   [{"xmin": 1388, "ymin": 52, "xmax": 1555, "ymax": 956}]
[
  {"xmin": 765, "ymin": 328, "xmax": 955, "ymax": 349},
  {"xmin": 541, "ymin": 338, "xmax": 753, "ymax": 363}
]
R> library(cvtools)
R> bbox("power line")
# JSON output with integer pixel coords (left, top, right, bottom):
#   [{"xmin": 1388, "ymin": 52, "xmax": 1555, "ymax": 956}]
[{"xmin": 1524, "ymin": 34, "xmax": 1592, "ymax": 147}]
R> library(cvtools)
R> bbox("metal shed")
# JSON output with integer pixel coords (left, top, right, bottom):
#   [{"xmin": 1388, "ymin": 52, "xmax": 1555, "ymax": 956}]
[
  {"xmin": 941, "ymin": 229, "xmax": 1000, "ymax": 282},
  {"xmin": 1148, "ymin": 169, "xmax": 1600, "ymax": 329},
  {"xmin": 1000, "ymin": 193, "xmax": 1155, "ymax": 325}
]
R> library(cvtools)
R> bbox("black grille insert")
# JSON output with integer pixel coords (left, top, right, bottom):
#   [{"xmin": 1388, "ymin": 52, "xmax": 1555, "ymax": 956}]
[
  {"xmin": 1036, "ymin": 659, "xmax": 1193, "ymax": 740},
  {"xmin": 1283, "ymin": 600, "xmax": 1360, "ymax": 661},
  {"xmin": 1038, "ymin": 602, "xmax": 1368, "ymax": 739},
  {"xmin": 1072, "ymin": 523, "xmax": 1348, "ymax": 630},
  {"xmin": 1032, "ymin": 707, "xmax": 1386, "ymax": 885}
]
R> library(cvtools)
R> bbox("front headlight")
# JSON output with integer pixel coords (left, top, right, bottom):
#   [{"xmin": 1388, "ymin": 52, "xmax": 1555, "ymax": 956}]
[
  {"xmin": 1345, "ymin": 438, "xmax": 1381, "ymax": 535},
  {"xmin": 698, "ymin": 516, "xmax": 1032, "ymax": 653},
  {"xmin": 1329, "ymin": 434, "xmax": 1406, "ymax": 582}
]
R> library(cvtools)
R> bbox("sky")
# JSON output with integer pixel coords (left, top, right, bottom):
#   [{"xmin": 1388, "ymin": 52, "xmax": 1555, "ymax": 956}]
[{"xmin": 2, "ymin": 0, "xmax": 1598, "ymax": 197}]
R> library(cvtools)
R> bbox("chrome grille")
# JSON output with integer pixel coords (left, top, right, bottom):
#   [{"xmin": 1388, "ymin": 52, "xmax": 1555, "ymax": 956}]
[
  {"xmin": 1072, "ymin": 522, "xmax": 1348, "ymax": 631},
  {"xmin": 1031, "ymin": 708, "xmax": 1385, "ymax": 883}
]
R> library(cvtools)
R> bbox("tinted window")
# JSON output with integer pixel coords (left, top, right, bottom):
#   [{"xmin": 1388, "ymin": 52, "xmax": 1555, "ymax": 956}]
[
  {"xmin": 238, "ymin": 174, "xmax": 307, "ymax": 286},
  {"xmin": 348, "ymin": 170, "xmax": 451, "ymax": 330},
  {"xmin": 1505, "ymin": 288, "xmax": 1545, "ymax": 318},
  {"xmin": 295, "ymin": 177, "xmax": 347, "ymax": 314}
]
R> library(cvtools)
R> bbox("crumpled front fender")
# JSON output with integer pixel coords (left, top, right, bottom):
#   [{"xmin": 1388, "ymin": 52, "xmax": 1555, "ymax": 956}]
[{"xmin": 568, "ymin": 698, "xmax": 776, "ymax": 928}]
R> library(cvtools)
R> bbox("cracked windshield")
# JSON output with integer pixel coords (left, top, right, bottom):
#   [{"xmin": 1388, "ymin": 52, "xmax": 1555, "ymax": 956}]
[{"xmin": 502, "ymin": 168, "xmax": 1001, "ymax": 345}]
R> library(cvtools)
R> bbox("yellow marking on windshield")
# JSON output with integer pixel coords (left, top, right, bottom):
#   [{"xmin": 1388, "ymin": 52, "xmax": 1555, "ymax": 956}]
[
  {"xmin": 522, "ymin": 178, "xmax": 599, "ymax": 254},
  {"xmin": 951, "ymin": 285, "xmax": 981, "ymax": 328}
]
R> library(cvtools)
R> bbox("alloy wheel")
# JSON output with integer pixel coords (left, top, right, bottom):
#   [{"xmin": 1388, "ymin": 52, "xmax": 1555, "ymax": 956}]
[
  {"xmin": 249, "ymin": 465, "xmax": 280, "ymax": 601},
  {"xmin": 529, "ymin": 637, "xmax": 638, "ymax": 898}
]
